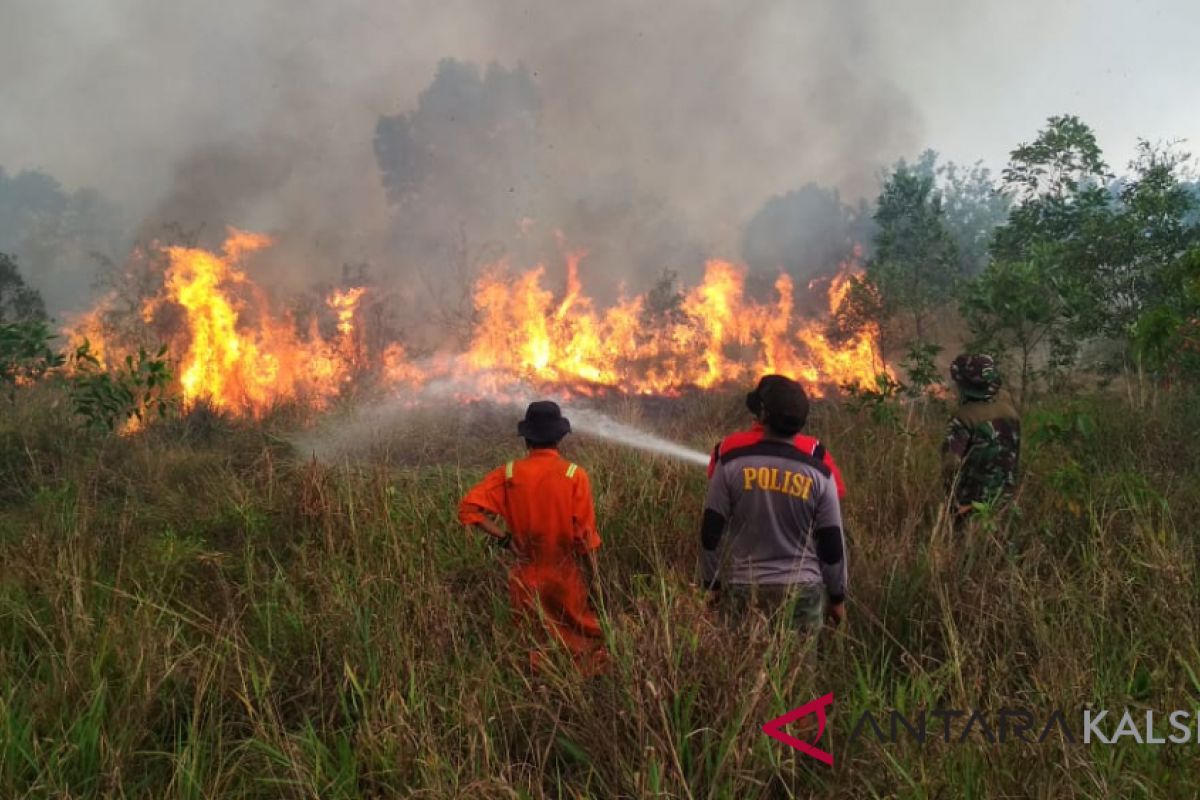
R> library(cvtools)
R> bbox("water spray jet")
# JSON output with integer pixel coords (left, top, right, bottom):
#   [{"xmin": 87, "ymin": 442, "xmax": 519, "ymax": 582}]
[{"xmin": 290, "ymin": 380, "xmax": 712, "ymax": 468}]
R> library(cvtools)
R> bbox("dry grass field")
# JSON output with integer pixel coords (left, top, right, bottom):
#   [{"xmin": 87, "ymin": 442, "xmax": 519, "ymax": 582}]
[{"xmin": 2, "ymin": 386, "xmax": 1199, "ymax": 798}]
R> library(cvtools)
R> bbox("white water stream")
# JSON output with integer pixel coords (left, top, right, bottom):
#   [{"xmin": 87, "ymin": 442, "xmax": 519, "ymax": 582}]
[
  {"xmin": 292, "ymin": 380, "xmax": 710, "ymax": 468},
  {"xmin": 566, "ymin": 406, "xmax": 711, "ymax": 467}
]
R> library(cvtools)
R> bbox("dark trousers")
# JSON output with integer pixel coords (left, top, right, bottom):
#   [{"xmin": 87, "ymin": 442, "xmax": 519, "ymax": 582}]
[{"xmin": 718, "ymin": 582, "xmax": 825, "ymax": 632}]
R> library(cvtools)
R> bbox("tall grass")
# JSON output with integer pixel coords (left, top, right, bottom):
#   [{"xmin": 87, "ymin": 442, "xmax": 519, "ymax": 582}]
[{"xmin": 1, "ymin": 387, "xmax": 1199, "ymax": 798}]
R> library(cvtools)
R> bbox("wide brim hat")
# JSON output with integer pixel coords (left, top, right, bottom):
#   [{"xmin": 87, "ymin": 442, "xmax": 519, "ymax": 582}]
[{"xmin": 517, "ymin": 400, "xmax": 572, "ymax": 443}]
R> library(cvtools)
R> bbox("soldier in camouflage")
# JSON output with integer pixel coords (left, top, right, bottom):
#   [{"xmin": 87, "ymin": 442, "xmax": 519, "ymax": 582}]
[{"xmin": 942, "ymin": 354, "xmax": 1021, "ymax": 521}]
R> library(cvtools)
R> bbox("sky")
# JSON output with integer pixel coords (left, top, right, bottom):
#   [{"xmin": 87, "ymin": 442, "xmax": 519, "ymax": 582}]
[
  {"xmin": 1, "ymin": 0, "xmax": 1197, "ymax": 276},
  {"xmin": 872, "ymin": 1, "xmax": 1200, "ymax": 175}
]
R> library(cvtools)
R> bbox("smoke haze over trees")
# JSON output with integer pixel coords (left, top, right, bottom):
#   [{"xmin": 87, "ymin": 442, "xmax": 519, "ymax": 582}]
[
  {"xmin": 1, "ymin": 0, "xmax": 931, "ymax": 314},
  {"xmin": 740, "ymin": 185, "xmax": 873, "ymax": 279},
  {"xmin": 373, "ymin": 59, "xmax": 705, "ymax": 296},
  {"xmin": 0, "ymin": 168, "xmax": 124, "ymax": 315},
  {"xmin": 1, "ymin": 0, "xmax": 1197, "ymax": 341}
]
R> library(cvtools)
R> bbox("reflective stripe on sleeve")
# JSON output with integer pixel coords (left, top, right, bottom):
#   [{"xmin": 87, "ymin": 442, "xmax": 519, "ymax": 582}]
[
  {"xmin": 505, "ymin": 461, "xmax": 514, "ymax": 481},
  {"xmin": 566, "ymin": 463, "xmax": 578, "ymax": 478}
]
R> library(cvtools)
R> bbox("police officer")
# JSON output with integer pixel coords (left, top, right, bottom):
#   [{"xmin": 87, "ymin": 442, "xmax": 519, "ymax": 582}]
[
  {"xmin": 942, "ymin": 354, "xmax": 1021, "ymax": 522},
  {"xmin": 707, "ymin": 374, "xmax": 847, "ymax": 499},
  {"xmin": 700, "ymin": 375, "xmax": 847, "ymax": 630}
]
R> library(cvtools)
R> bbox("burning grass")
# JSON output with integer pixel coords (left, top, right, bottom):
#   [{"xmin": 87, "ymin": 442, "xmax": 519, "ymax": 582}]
[
  {"xmin": 2, "ymin": 387, "xmax": 1199, "ymax": 796},
  {"xmin": 68, "ymin": 231, "xmax": 890, "ymax": 422}
]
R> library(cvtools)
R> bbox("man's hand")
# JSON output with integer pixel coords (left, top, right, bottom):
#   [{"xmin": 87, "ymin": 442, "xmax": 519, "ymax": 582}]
[
  {"xmin": 472, "ymin": 519, "xmax": 509, "ymax": 545},
  {"xmin": 826, "ymin": 601, "xmax": 846, "ymax": 627}
]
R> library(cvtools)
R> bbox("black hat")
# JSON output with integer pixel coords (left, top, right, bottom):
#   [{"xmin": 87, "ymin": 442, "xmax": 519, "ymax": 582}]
[
  {"xmin": 747, "ymin": 374, "xmax": 809, "ymax": 433},
  {"xmin": 517, "ymin": 400, "xmax": 572, "ymax": 444}
]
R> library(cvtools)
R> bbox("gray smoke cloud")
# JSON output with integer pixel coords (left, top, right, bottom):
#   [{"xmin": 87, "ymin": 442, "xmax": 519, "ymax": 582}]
[{"xmin": 0, "ymin": 0, "xmax": 923, "ymax": 312}]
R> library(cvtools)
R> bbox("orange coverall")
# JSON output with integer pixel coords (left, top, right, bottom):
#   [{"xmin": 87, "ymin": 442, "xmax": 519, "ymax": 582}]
[{"xmin": 457, "ymin": 449, "xmax": 606, "ymax": 670}]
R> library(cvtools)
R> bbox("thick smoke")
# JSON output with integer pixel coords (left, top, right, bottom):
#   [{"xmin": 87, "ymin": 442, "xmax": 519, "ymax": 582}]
[
  {"xmin": 0, "ymin": 0, "xmax": 923, "ymax": 314},
  {"xmin": 374, "ymin": 61, "xmax": 547, "ymax": 273},
  {"xmin": 742, "ymin": 185, "xmax": 876, "ymax": 280},
  {"xmin": 0, "ymin": 168, "xmax": 125, "ymax": 314},
  {"xmin": 373, "ymin": 59, "xmax": 707, "ymax": 297}
]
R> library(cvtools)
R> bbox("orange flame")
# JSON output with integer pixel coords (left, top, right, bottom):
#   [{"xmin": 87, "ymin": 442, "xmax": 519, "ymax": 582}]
[
  {"xmin": 72, "ymin": 230, "xmax": 889, "ymax": 416},
  {"xmin": 328, "ymin": 286, "xmax": 366, "ymax": 365},
  {"xmin": 128, "ymin": 229, "xmax": 354, "ymax": 415},
  {"xmin": 461, "ymin": 257, "xmax": 886, "ymax": 397}
]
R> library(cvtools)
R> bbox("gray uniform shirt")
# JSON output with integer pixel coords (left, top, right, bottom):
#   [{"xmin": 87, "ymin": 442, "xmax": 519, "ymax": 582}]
[{"xmin": 703, "ymin": 439, "xmax": 847, "ymax": 596}]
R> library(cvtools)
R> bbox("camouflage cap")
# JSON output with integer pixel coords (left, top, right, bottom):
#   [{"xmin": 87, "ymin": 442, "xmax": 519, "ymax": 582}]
[{"xmin": 950, "ymin": 353, "xmax": 1001, "ymax": 400}]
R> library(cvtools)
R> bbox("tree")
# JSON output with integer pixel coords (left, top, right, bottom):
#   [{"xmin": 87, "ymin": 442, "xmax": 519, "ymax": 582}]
[
  {"xmin": 991, "ymin": 114, "xmax": 1113, "ymax": 265},
  {"xmin": 1132, "ymin": 248, "xmax": 1200, "ymax": 381},
  {"xmin": 1102, "ymin": 141, "xmax": 1199, "ymax": 343},
  {"xmin": 0, "ymin": 319, "xmax": 63, "ymax": 401},
  {"xmin": 0, "ymin": 167, "xmax": 124, "ymax": 314},
  {"xmin": 832, "ymin": 274, "xmax": 892, "ymax": 367},
  {"xmin": 938, "ymin": 160, "xmax": 1011, "ymax": 276},
  {"xmin": 998, "ymin": 115, "xmax": 1111, "ymax": 206},
  {"xmin": 978, "ymin": 116, "xmax": 1200, "ymax": 395},
  {"xmin": 960, "ymin": 247, "xmax": 1076, "ymax": 406},
  {"xmin": 741, "ymin": 184, "xmax": 869, "ymax": 278},
  {"xmin": 374, "ymin": 59, "xmax": 543, "ymax": 266},
  {"xmin": 0, "ymin": 253, "xmax": 47, "ymax": 323},
  {"xmin": 985, "ymin": 115, "xmax": 1117, "ymax": 370},
  {"xmin": 864, "ymin": 162, "xmax": 960, "ymax": 346},
  {"xmin": 903, "ymin": 150, "xmax": 1010, "ymax": 277},
  {"xmin": 0, "ymin": 254, "xmax": 60, "ymax": 403}
]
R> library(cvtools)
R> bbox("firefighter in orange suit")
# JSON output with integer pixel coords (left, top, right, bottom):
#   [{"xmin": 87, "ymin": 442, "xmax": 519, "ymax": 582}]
[{"xmin": 458, "ymin": 401, "xmax": 606, "ymax": 672}]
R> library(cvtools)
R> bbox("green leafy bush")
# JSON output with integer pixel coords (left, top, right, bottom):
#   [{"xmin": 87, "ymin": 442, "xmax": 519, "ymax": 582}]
[
  {"xmin": 67, "ymin": 340, "xmax": 176, "ymax": 431},
  {"xmin": 841, "ymin": 371, "xmax": 906, "ymax": 426},
  {"xmin": 899, "ymin": 341, "xmax": 944, "ymax": 397},
  {"xmin": 0, "ymin": 320, "xmax": 65, "ymax": 401}
]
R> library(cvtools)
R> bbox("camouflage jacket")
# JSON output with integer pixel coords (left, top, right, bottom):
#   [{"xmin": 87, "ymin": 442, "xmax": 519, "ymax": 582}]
[{"xmin": 941, "ymin": 395, "xmax": 1021, "ymax": 509}]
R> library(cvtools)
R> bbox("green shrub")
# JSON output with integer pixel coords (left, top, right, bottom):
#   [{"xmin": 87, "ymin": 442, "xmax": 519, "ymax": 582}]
[
  {"xmin": 67, "ymin": 340, "xmax": 176, "ymax": 431},
  {"xmin": 0, "ymin": 319, "xmax": 64, "ymax": 401}
]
